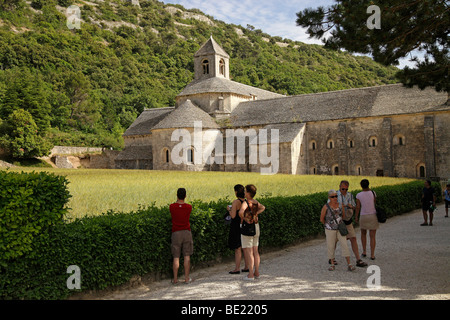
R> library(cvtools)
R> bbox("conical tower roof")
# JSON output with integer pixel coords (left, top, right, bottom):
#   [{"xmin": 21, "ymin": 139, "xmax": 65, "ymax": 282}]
[
  {"xmin": 152, "ymin": 100, "xmax": 219, "ymax": 130},
  {"xmin": 194, "ymin": 36, "xmax": 229, "ymax": 58}
]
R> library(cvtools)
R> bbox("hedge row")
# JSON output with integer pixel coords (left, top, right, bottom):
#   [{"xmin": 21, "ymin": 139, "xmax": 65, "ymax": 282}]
[
  {"xmin": 0, "ymin": 170, "xmax": 71, "ymax": 263},
  {"xmin": 0, "ymin": 172, "xmax": 441, "ymax": 299}
]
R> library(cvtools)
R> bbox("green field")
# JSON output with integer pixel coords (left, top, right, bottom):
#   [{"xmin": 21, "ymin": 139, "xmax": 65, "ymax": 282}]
[{"xmin": 3, "ymin": 168, "xmax": 415, "ymax": 219}]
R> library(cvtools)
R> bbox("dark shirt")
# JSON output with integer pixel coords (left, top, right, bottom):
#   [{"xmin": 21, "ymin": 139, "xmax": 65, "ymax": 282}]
[{"xmin": 422, "ymin": 187, "xmax": 435, "ymax": 204}]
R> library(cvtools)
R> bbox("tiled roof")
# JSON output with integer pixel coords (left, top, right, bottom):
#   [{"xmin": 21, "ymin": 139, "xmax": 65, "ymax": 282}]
[
  {"xmin": 177, "ymin": 76, "xmax": 283, "ymax": 100},
  {"xmin": 123, "ymin": 107, "xmax": 174, "ymax": 136},
  {"xmin": 151, "ymin": 100, "xmax": 219, "ymax": 130},
  {"xmin": 194, "ymin": 36, "xmax": 229, "ymax": 58},
  {"xmin": 231, "ymin": 84, "xmax": 449, "ymax": 127}
]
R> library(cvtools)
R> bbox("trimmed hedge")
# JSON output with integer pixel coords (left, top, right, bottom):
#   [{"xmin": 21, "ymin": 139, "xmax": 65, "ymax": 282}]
[
  {"xmin": 0, "ymin": 170, "xmax": 71, "ymax": 263},
  {"xmin": 0, "ymin": 176, "xmax": 441, "ymax": 299}
]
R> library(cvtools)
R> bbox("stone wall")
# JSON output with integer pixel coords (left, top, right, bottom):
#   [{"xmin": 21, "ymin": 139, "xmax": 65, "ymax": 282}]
[
  {"xmin": 51, "ymin": 148, "xmax": 119, "ymax": 169},
  {"xmin": 304, "ymin": 112, "xmax": 449, "ymax": 179},
  {"xmin": 50, "ymin": 146, "xmax": 103, "ymax": 156}
]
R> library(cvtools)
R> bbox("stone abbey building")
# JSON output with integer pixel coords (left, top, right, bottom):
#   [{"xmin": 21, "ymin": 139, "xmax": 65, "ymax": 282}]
[{"xmin": 116, "ymin": 37, "xmax": 450, "ymax": 179}]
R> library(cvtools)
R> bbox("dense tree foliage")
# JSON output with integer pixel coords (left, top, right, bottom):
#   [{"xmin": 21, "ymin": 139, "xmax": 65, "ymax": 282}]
[
  {"xmin": 0, "ymin": 108, "xmax": 52, "ymax": 158},
  {"xmin": 0, "ymin": 0, "xmax": 398, "ymax": 151},
  {"xmin": 296, "ymin": 0, "xmax": 449, "ymax": 98}
]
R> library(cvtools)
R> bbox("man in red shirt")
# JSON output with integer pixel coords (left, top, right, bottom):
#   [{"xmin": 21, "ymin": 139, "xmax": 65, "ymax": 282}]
[{"xmin": 170, "ymin": 188, "xmax": 193, "ymax": 284}]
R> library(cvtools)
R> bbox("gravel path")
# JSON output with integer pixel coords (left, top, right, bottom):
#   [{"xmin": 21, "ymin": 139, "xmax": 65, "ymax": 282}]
[{"xmin": 94, "ymin": 204, "xmax": 449, "ymax": 300}]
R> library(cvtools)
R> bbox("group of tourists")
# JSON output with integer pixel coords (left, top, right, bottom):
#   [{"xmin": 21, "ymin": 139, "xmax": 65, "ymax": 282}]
[
  {"xmin": 321, "ymin": 179, "xmax": 378, "ymax": 272},
  {"xmin": 169, "ymin": 184, "xmax": 265, "ymax": 284},
  {"xmin": 168, "ymin": 179, "xmax": 448, "ymax": 283}
]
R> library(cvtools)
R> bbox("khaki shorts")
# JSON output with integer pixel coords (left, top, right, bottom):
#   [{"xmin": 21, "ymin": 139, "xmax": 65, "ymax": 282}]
[
  {"xmin": 345, "ymin": 223, "xmax": 356, "ymax": 239},
  {"xmin": 171, "ymin": 230, "xmax": 193, "ymax": 258},
  {"xmin": 241, "ymin": 223, "xmax": 260, "ymax": 248},
  {"xmin": 360, "ymin": 214, "xmax": 379, "ymax": 230}
]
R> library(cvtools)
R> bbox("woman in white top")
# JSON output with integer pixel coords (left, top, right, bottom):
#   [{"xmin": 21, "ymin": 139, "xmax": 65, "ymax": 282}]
[{"xmin": 355, "ymin": 179, "xmax": 379, "ymax": 260}]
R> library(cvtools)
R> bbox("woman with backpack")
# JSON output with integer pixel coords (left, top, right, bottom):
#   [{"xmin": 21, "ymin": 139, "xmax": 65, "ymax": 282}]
[{"xmin": 238, "ymin": 184, "xmax": 265, "ymax": 281}]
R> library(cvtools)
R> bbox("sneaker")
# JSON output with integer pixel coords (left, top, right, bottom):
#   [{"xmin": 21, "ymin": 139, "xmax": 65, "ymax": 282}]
[
  {"xmin": 243, "ymin": 275, "xmax": 254, "ymax": 281},
  {"xmin": 420, "ymin": 222, "xmax": 428, "ymax": 226}
]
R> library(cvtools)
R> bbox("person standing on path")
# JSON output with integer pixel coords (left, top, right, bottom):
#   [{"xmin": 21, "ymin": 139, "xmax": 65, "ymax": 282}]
[
  {"xmin": 170, "ymin": 188, "xmax": 193, "ymax": 284},
  {"xmin": 227, "ymin": 184, "xmax": 249, "ymax": 274},
  {"xmin": 337, "ymin": 181, "xmax": 367, "ymax": 268},
  {"xmin": 355, "ymin": 179, "xmax": 379, "ymax": 260},
  {"xmin": 444, "ymin": 184, "xmax": 450, "ymax": 218},
  {"xmin": 238, "ymin": 184, "xmax": 265, "ymax": 280},
  {"xmin": 321, "ymin": 189, "xmax": 355, "ymax": 271},
  {"xmin": 421, "ymin": 180, "xmax": 437, "ymax": 226}
]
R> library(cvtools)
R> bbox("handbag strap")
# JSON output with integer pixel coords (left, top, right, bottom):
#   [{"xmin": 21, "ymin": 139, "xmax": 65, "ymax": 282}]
[
  {"xmin": 326, "ymin": 203, "xmax": 341, "ymax": 225},
  {"xmin": 371, "ymin": 190, "xmax": 377, "ymax": 206}
]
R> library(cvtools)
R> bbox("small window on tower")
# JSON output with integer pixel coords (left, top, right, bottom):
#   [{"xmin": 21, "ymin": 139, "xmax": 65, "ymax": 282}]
[
  {"xmin": 219, "ymin": 59, "xmax": 225, "ymax": 76},
  {"xmin": 202, "ymin": 59, "xmax": 209, "ymax": 75}
]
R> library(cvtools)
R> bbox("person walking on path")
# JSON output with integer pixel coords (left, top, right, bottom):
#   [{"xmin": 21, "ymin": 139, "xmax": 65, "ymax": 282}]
[
  {"xmin": 337, "ymin": 181, "xmax": 367, "ymax": 268},
  {"xmin": 170, "ymin": 188, "xmax": 194, "ymax": 284},
  {"xmin": 320, "ymin": 189, "xmax": 355, "ymax": 271},
  {"xmin": 355, "ymin": 179, "xmax": 379, "ymax": 260},
  {"xmin": 238, "ymin": 184, "xmax": 265, "ymax": 280},
  {"xmin": 227, "ymin": 184, "xmax": 249, "ymax": 274},
  {"xmin": 421, "ymin": 180, "xmax": 437, "ymax": 226},
  {"xmin": 444, "ymin": 184, "xmax": 450, "ymax": 218}
]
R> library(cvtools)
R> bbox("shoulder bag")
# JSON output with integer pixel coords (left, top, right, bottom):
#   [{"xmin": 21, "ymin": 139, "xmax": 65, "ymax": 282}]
[
  {"xmin": 326, "ymin": 203, "xmax": 348, "ymax": 236},
  {"xmin": 371, "ymin": 190, "xmax": 387, "ymax": 223}
]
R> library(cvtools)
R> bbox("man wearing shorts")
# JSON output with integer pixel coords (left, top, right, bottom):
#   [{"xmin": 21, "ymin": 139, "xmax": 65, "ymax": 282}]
[
  {"xmin": 170, "ymin": 188, "xmax": 193, "ymax": 284},
  {"xmin": 337, "ymin": 181, "xmax": 367, "ymax": 267}
]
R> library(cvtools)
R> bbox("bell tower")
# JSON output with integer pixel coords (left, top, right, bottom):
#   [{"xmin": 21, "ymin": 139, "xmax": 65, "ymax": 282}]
[{"xmin": 194, "ymin": 36, "xmax": 230, "ymax": 81}]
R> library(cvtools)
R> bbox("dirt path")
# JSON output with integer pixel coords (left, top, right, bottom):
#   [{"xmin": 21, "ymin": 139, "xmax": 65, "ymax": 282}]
[{"xmin": 83, "ymin": 203, "xmax": 450, "ymax": 300}]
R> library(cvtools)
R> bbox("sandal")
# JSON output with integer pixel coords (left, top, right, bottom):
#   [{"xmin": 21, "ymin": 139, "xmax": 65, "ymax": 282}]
[
  {"xmin": 328, "ymin": 259, "xmax": 338, "ymax": 265},
  {"xmin": 356, "ymin": 259, "xmax": 368, "ymax": 267},
  {"xmin": 328, "ymin": 265, "xmax": 335, "ymax": 271},
  {"xmin": 347, "ymin": 265, "xmax": 356, "ymax": 271}
]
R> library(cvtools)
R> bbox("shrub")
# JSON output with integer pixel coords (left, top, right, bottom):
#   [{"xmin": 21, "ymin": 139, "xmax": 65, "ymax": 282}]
[
  {"xmin": 0, "ymin": 179, "xmax": 438, "ymax": 299},
  {"xmin": 0, "ymin": 170, "xmax": 71, "ymax": 263}
]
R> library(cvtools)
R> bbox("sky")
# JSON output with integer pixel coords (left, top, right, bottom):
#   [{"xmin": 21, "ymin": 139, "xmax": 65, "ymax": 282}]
[{"xmin": 162, "ymin": 0, "xmax": 418, "ymax": 69}]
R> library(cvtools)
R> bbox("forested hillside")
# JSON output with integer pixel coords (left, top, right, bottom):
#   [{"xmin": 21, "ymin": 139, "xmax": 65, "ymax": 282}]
[{"xmin": 0, "ymin": 0, "xmax": 398, "ymax": 151}]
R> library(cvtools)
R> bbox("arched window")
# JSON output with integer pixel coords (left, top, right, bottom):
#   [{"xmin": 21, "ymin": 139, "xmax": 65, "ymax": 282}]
[
  {"xmin": 187, "ymin": 147, "xmax": 194, "ymax": 164},
  {"xmin": 310, "ymin": 166, "xmax": 316, "ymax": 175},
  {"xmin": 310, "ymin": 140, "xmax": 317, "ymax": 150},
  {"xmin": 219, "ymin": 59, "xmax": 225, "ymax": 76},
  {"xmin": 332, "ymin": 164, "xmax": 339, "ymax": 175},
  {"xmin": 355, "ymin": 165, "xmax": 362, "ymax": 175},
  {"xmin": 202, "ymin": 59, "xmax": 209, "ymax": 75},
  {"xmin": 162, "ymin": 148, "xmax": 170, "ymax": 163},
  {"xmin": 393, "ymin": 134, "xmax": 406, "ymax": 146},
  {"xmin": 327, "ymin": 139, "xmax": 334, "ymax": 149},
  {"xmin": 348, "ymin": 139, "xmax": 355, "ymax": 148},
  {"xmin": 369, "ymin": 136, "xmax": 378, "ymax": 147},
  {"xmin": 416, "ymin": 163, "xmax": 426, "ymax": 178}
]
